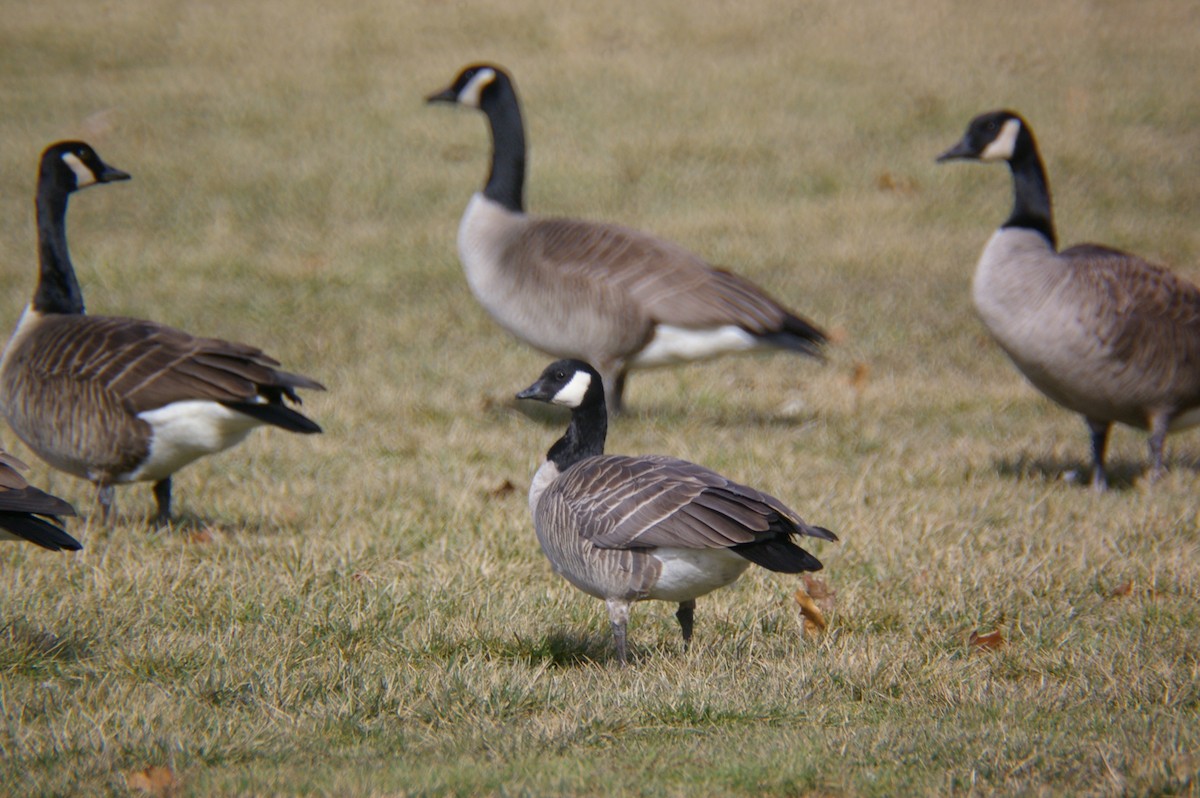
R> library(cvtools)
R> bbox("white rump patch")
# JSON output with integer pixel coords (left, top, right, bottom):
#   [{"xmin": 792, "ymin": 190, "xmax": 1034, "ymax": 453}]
[
  {"xmin": 128, "ymin": 400, "xmax": 264, "ymax": 481},
  {"xmin": 633, "ymin": 324, "xmax": 759, "ymax": 368},
  {"xmin": 551, "ymin": 370, "xmax": 592, "ymax": 408},
  {"xmin": 649, "ymin": 547, "xmax": 751, "ymax": 602},
  {"xmin": 458, "ymin": 67, "xmax": 497, "ymax": 108},
  {"xmin": 62, "ymin": 152, "xmax": 97, "ymax": 188},
  {"xmin": 981, "ymin": 118, "xmax": 1021, "ymax": 162}
]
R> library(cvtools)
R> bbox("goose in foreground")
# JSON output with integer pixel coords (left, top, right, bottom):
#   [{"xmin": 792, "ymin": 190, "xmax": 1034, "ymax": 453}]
[
  {"xmin": 0, "ymin": 141, "xmax": 325, "ymax": 525},
  {"xmin": 517, "ymin": 359, "xmax": 836, "ymax": 663},
  {"xmin": 427, "ymin": 64, "xmax": 827, "ymax": 415},
  {"xmin": 938, "ymin": 110, "xmax": 1200, "ymax": 490},
  {"xmin": 0, "ymin": 449, "xmax": 80, "ymax": 551}
]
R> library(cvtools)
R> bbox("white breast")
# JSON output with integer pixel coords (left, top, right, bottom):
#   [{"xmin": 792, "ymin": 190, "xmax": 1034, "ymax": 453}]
[
  {"xmin": 527, "ymin": 459, "xmax": 561, "ymax": 517},
  {"xmin": 457, "ymin": 193, "xmax": 529, "ymax": 330}
]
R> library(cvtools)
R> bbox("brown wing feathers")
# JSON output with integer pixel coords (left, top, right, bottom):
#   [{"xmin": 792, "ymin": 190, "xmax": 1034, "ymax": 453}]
[
  {"xmin": 0, "ymin": 452, "xmax": 80, "ymax": 551},
  {"xmin": 33, "ymin": 315, "xmax": 324, "ymax": 430},
  {"xmin": 563, "ymin": 455, "xmax": 836, "ymax": 570},
  {"xmin": 527, "ymin": 218, "xmax": 825, "ymax": 346}
]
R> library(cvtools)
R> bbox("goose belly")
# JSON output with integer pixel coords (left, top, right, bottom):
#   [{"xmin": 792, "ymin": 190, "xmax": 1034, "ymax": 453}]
[
  {"xmin": 647, "ymin": 547, "xmax": 751, "ymax": 602},
  {"xmin": 124, "ymin": 400, "xmax": 261, "ymax": 482},
  {"xmin": 632, "ymin": 324, "xmax": 760, "ymax": 368}
]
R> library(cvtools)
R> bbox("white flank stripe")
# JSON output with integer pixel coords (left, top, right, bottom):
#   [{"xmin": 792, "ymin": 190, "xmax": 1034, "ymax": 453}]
[
  {"xmin": 128, "ymin": 400, "xmax": 263, "ymax": 481},
  {"xmin": 633, "ymin": 324, "xmax": 759, "ymax": 368}
]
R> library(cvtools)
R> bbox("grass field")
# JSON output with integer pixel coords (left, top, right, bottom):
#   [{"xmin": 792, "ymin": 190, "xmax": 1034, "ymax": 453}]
[{"xmin": 1, "ymin": 0, "xmax": 1198, "ymax": 795}]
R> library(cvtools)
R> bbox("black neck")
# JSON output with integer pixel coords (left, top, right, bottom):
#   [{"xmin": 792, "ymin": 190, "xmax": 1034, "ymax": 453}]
[
  {"xmin": 1002, "ymin": 129, "xmax": 1057, "ymax": 248},
  {"xmin": 33, "ymin": 183, "xmax": 85, "ymax": 315},
  {"xmin": 548, "ymin": 399, "xmax": 608, "ymax": 471},
  {"xmin": 479, "ymin": 79, "xmax": 526, "ymax": 212}
]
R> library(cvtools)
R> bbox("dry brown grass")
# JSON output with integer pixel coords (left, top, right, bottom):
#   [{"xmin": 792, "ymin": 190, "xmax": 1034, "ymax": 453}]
[{"xmin": 1, "ymin": 0, "xmax": 1198, "ymax": 795}]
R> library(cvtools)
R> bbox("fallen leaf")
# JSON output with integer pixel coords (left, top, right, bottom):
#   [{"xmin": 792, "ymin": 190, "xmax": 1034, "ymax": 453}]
[
  {"xmin": 186, "ymin": 527, "xmax": 216, "ymax": 545},
  {"xmin": 875, "ymin": 171, "xmax": 918, "ymax": 195},
  {"xmin": 968, "ymin": 629, "xmax": 1005, "ymax": 651},
  {"xmin": 794, "ymin": 586, "xmax": 827, "ymax": 634},
  {"xmin": 124, "ymin": 765, "xmax": 176, "ymax": 795},
  {"xmin": 802, "ymin": 574, "xmax": 837, "ymax": 610},
  {"xmin": 1110, "ymin": 579, "xmax": 1133, "ymax": 598},
  {"xmin": 489, "ymin": 479, "xmax": 516, "ymax": 497},
  {"xmin": 849, "ymin": 362, "xmax": 870, "ymax": 395}
]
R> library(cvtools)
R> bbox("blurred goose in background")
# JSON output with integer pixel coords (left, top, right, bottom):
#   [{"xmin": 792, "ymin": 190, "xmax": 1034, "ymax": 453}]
[
  {"xmin": 427, "ymin": 63, "xmax": 827, "ymax": 415},
  {"xmin": 0, "ymin": 141, "xmax": 325, "ymax": 525},
  {"xmin": 938, "ymin": 110, "xmax": 1200, "ymax": 490},
  {"xmin": 517, "ymin": 359, "xmax": 836, "ymax": 664},
  {"xmin": 0, "ymin": 448, "xmax": 79, "ymax": 551}
]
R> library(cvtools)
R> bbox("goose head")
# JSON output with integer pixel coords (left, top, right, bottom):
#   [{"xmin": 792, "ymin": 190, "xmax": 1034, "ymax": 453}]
[
  {"xmin": 40, "ymin": 140, "xmax": 130, "ymax": 193},
  {"xmin": 516, "ymin": 359, "xmax": 605, "ymax": 410},
  {"xmin": 425, "ymin": 63, "xmax": 511, "ymax": 110},
  {"xmin": 937, "ymin": 110, "xmax": 1028, "ymax": 164}
]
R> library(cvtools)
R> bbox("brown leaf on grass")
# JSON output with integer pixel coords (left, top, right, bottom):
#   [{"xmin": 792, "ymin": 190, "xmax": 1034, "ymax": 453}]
[
  {"xmin": 489, "ymin": 479, "xmax": 516, "ymax": 498},
  {"xmin": 968, "ymin": 629, "xmax": 1005, "ymax": 652},
  {"xmin": 1110, "ymin": 579, "xmax": 1134, "ymax": 598},
  {"xmin": 794, "ymin": 585, "xmax": 827, "ymax": 635},
  {"xmin": 849, "ymin": 362, "xmax": 870, "ymax": 396},
  {"xmin": 186, "ymin": 527, "xmax": 216, "ymax": 545},
  {"xmin": 124, "ymin": 765, "xmax": 176, "ymax": 795},
  {"xmin": 802, "ymin": 574, "xmax": 837, "ymax": 609},
  {"xmin": 875, "ymin": 171, "xmax": 918, "ymax": 195}
]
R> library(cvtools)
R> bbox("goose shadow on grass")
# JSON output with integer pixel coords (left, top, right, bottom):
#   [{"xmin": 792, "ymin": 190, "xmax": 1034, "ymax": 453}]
[
  {"xmin": 1, "ymin": 617, "xmax": 94, "ymax": 665},
  {"xmin": 81, "ymin": 510, "xmax": 296, "ymax": 540},
  {"xmin": 992, "ymin": 453, "xmax": 1200, "ymax": 491},
  {"xmin": 500, "ymin": 629, "xmax": 656, "ymax": 668}
]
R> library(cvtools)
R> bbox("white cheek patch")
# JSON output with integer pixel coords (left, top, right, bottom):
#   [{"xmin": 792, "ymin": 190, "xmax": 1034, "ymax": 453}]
[
  {"xmin": 458, "ymin": 68, "xmax": 497, "ymax": 108},
  {"xmin": 980, "ymin": 118, "xmax": 1021, "ymax": 162},
  {"xmin": 62, "ymin": 152, "xmax": 97, "ymax": 187},
  {"xmin": 551, "ymin": 370, "xmax": 592, "ymax": 408}
]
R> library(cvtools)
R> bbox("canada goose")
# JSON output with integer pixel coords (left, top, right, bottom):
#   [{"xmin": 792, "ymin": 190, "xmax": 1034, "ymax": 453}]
[
  {"xmin": 427, "ymin": 64, "xmax": 827, "ymax": 415},
  {"xmin": 0, "ymin": 141, "xmax": 325, "ymax": 525},
  {"xmin": 516, "ymin": 359, "xmax": 836, "ymax": 663},
  {"xmin": 938, "ymin": 110, "xmax": 1200, "ymax": 490},
  {"xmin": 0, "ymin": 448, "xmax": 80, "ymax": 551}
]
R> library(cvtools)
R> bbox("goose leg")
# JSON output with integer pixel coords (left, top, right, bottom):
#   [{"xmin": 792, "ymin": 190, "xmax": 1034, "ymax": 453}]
[
  {"xmin": 597, "ymin": 363, "xmax": 629, "ymax": 417},
  {"xmin": 676, "ymin": 600, "xmax": 696, "ymax": 650},
  {"xmin": 96, "ymin": 483, "xmax": 116, "ymax": 523},
  {"xmin": 1146, "ymin": 411, "xmax": 1170, "ymax": 483},
  {"xmin": 1086, "ymin": 418, "xmax": 1110, "ymax": 492},
  {"xmin": 605, "ymin": 598, "xmax": 632, "ymax": 665},
  {"xmin": 152, "ymin": 477, "xmax": 172, "ymax": 526}
]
